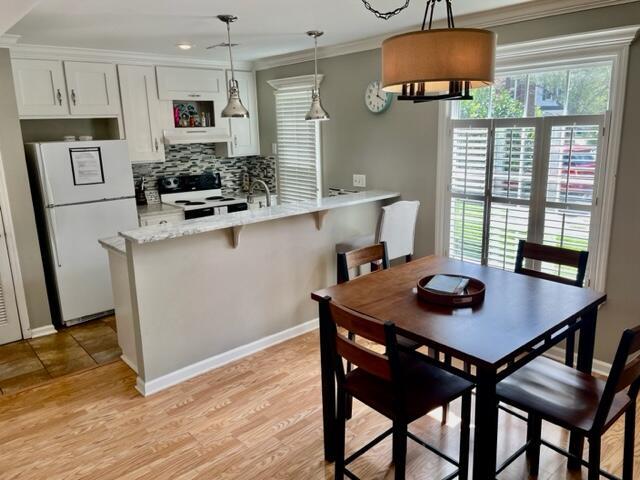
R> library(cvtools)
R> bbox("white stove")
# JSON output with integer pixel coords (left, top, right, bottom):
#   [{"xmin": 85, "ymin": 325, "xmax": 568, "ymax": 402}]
[{"xmin": 158, "ymin": 174, "xmax": 248, "ymax": 219}]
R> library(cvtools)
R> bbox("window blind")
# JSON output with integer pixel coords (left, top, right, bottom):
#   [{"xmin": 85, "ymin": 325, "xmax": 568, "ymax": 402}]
[
  {"xmin": 447, "ymin": 115, "xmax": 605, "ymax": 282},
  {"xmin": 275, "ymin": 89, "xmax": 321, "ymax": 203}
]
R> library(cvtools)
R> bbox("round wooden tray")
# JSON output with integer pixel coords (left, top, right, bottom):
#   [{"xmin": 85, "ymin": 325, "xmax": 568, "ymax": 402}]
[{"xmin": 416, "ymin": 275, "xmax": 486, "ymax": 308}]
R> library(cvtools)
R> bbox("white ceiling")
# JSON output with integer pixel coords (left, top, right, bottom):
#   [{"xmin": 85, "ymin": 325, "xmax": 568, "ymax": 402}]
[{"xmin": 7, "ymin": 0, "xmax": 535, "ymax": 61}]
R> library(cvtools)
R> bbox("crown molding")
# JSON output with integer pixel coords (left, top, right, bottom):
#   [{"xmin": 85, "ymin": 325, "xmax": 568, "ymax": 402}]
[
  {"xmin": 0, "ymin": 34, "xmax": 21, "ymax": 46},
  {"xmin": 254, "ymin": 0, "xmax": 640, "ymax": 70},
  {"xmin": 497, "ymin": 24, "xmax": 639, "ymax": 60},
  {"xmin": 0, "ymin": 41, "xmax": 254, "ymax": 70}
]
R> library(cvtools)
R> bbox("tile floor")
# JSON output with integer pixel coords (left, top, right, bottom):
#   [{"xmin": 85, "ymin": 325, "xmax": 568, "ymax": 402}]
[{"xmin": 0, "ymin": 316, "xmax": 121, "ymax": 395}]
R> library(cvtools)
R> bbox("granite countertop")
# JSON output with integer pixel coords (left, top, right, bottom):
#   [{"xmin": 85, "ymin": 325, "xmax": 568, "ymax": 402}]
[
  {"xmin": 137, "ymin": 203, "xmax": 184, "ymax": 218},
  {"xmin": 99, "ymin": 236, "xmax": 126, "ymax": 255},
  {"xmin": 119, "ymin": 190, "xmax": 400, "ymax": 245}
]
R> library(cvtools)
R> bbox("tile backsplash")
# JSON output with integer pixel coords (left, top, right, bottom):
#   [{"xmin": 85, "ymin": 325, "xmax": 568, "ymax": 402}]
[{"xmin": 132, "ymin": 144, "xmax": 276, "ymax": 202}]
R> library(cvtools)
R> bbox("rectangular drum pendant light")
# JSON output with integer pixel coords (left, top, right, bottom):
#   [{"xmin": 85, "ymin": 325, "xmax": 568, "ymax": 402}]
[{"xmin": 374, "ymin": 0, "xmax": 497, "ymax": 103}]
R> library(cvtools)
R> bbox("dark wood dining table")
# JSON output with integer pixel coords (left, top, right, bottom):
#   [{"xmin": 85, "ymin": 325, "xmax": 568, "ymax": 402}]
[{"xmin": 311, "ymin": 255, "xmax": 607, "ymax": 479}]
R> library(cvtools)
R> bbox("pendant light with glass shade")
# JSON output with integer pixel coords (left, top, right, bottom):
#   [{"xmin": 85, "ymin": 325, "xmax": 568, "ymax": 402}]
[
  {"xmin": 363, "ymin": 0, "xmax": 497, "ymax": 102},
  {"xmin": 217, "ymin": 15, "xmax": 249, "ymax": 118},
  {"xmin": 305, "ymin": 31, "xmax": 330, "ymax": 122}
]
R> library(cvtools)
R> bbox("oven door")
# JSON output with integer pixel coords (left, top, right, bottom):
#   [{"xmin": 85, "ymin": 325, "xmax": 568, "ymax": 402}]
[{"xmin": 185, "ymin": 207, "xmax": 214, "ymax": 219}]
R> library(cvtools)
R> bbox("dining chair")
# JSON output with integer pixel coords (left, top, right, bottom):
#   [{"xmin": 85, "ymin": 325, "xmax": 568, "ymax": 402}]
[
  {"xmin": 337, "ymin": 242, "xmax": 389, "ymax": 285},
  {"xmin": 319, "ymin": 296, "xmax": 473, "ymax": 480},
  {"xmin": 515, "ymin": 240, "xmax": 589, "ymax": 367},
  {"xmin": 337, "ymin": 242, "xmax": 420, "ymax": 419},
  {"xmin": 336, "ymin": 200, "xmax": 420, "ymax": 263},
  {"xmin": 495, "ymin": 326, "xmax": 640, "ymax": 480}
]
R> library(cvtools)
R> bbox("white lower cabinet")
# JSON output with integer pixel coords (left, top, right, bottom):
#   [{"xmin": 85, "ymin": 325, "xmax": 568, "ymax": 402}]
[
  {"xmin": 139, "ymin": 212, "xmax": 184, "ymax": 227},
  {"xmin": 227, "ymin": 70, "xmax": 260, "ymax": 157},
  {"xmin": 118, "ymin": 65, "xmax": 165, "ymax": 163},
  {"xmin": 12, "ymin": 59, "xmax": 69, "ymax": 116},
  {"xmin": 64, "ymin": 61, "xmax": 121, "ymax": 116}
]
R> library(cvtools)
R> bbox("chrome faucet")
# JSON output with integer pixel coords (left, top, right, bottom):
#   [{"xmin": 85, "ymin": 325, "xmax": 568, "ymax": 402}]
[{"xmin": 248, "ymin": 179, "xmax": 272, "ymax": 207}]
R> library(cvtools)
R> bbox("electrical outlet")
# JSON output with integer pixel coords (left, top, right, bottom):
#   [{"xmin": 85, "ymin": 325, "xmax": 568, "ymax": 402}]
[{"xmin": 353, "ymin": 174, "xmax": 366, "ymax": 188}]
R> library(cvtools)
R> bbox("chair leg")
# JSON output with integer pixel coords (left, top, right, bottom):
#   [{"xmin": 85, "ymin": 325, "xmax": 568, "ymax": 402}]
[
  {"xmin": 526, "ymin": 414, "xmax": 542, "ymax": 476},
  {"xmin": 459, "ymin": 392, "xmax": 472, "ymax": 480},
  {"xmin": 623, "ymin": 402, "xmax": 636, "ymax": 480},
  {"xmin": 345, "ymin": 332, "xmax": 355, "ymax": 420},
  {"xmin": 588, "ymin": 436, "xmax": 601, "ymax": 480},
  {"xmin": 441, "ymin": 353, "xmax": 452, "ymax": 425},
  {"xmin": 565, "ymin": 331, "xmax": 575, "ymax": 367},
  {"xmin": 392, "ymin": 422, "xmax": 407, "ymax": 480},
  {"xmin": 335, "ymin": 389, "xmax": 347, "ymax": 480}
]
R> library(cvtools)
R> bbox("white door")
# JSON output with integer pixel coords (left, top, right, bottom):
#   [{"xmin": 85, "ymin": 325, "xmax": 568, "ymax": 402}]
[
  {"xmin": 64, "ymin": 61, "xmax": 121, "ymax": 116},
  {"xmin": 36, "ymin": 141, "xmax": 135, "ymax": 206},
  {"xmin": 48, "ymin": 198, "xmax": 138, "ymax": 323},
  {"xmin": 0, "ymin": 209, "xmax": 22, "ymax": 344},
  {"xmin": 12, "ymin": 59, "xmax": 69, "ymax": 116},
  {"xmin": 228, "ymin": 70, "xmax": 260, "ymax": 157},
  {"xmin": 118, "ymin": 65, "xmax": 165, "ymax": 163}
]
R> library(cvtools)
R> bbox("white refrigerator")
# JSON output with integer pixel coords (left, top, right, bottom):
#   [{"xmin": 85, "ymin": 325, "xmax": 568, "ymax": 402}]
[{"xmin": 25, "ymin": 140, "xmax": 138, "ymax": 326}]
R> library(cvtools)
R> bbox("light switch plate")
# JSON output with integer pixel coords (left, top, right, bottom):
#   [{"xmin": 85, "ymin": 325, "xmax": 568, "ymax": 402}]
[
  {"xmin": 353, "ymin": 174, "xmax": 366, "ymax": 188},
  {"xmin": 272, "ymin": 143, "xmax": 278, "ymax": 155}
]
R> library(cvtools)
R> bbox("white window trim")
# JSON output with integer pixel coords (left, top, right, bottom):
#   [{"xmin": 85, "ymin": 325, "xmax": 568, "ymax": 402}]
[
  {"xmin": 269, "ymin": 74, "xmax": 324, "ymax": 201},
  {"xmin": 435, "ymin": 25, "xmax": 639, "ymax": 292},
  {"xmin": 267, "ymin": 74, "xmax": 324, "ymax": 91}
]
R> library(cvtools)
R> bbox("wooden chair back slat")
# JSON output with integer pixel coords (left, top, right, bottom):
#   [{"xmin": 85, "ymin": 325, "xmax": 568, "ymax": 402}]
[
  {"xmin": 595, "ymin": 326, "xmax": 640, "ymax": 429},
  {"xmin": 336, "ymin": 335, "xmax": 392, "ymax": 381},
  {"xmin": 517, "ymin": 267, "xmax": 582, "ymax": 286},
  {"xmin": 616, "ymin": 356, "xmax": 640, "ymax": 393},
  {"xmin": 337, "ymin": 242, "xmax": 389, "ymax": 284},
  {"xmin": 515, "ymin": 240, "xmax": 588, "ymax": 287},
  {"xmin": 321, "ymin": 298, "xmax": 398, "ymax": 386},
  {"xmin": 329, "ymin": 302, "xmax": 387, "ymax": 344}
]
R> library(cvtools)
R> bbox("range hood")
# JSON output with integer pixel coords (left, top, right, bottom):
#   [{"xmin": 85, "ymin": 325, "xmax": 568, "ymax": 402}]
[{"xmin": 163, "ymin": 128, "xmax": 232, "ymax": 145}]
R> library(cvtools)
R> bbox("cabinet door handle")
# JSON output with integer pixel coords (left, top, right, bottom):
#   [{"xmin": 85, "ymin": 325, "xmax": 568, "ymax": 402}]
[
  {"xmin": 154, "ymin": 138, "xmax": 159, "ymax": 152},
  {"xmin": 159, "ymin": 220, "xmax": 168, "ymax": 225},
  {"xmin": 234, "ymin": 135, "xmax": 238, "ymax": 147},
  {"xmin": 188, "ymin": 94, "xmax": 201, "ymax": 98},
  {"xmin": 71, "ymin": 89, "xmax": 77, "ymax": 106},
  {"xmin": 56, "ymin": 89, "xmax": 62, "ymax": 106}
]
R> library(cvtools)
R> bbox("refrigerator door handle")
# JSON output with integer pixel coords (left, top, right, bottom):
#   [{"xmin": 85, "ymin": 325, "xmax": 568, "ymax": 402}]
[{"xmin": 46, "ymin": 207, "xmax": 62, "ymax": 268}]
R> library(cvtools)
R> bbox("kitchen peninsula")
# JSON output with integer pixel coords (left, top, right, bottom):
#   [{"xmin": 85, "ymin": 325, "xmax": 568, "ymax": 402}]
[{"xmin": 100, "ymin": 190, "xmax": 399, "ymax": 395}]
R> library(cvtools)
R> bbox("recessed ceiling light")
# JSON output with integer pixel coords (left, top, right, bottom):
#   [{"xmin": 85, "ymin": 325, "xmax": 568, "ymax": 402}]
[{"xmin": 176, "ymin": 43, "xmax": 193, "ymax": 51}]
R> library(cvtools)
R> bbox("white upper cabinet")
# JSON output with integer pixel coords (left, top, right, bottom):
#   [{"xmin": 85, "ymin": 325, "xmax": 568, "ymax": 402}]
[
  {"xmin": 118, "ymin": 65, "xmax": 165, "ymax": 163},
  {"xmin": 227, "ymin": 70, "xmax": 260, "ymax": 157},
  {"xmin": 64, "ymin": 61, "xmax": 121, "ymax": 116},
  {"xmin": 12, "ymin": 59, "xmax": 69, "ymax": 116},
  {"xmin": 156, "ymin": 66, "xmax": 225, "ymax": 100}
]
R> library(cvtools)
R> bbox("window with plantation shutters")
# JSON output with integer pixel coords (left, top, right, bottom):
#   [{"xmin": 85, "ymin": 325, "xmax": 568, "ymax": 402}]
[
  {"xmin": 275, "ymin": 88, "xmax": 321, "ymax": 203},
  {"xmin": 446, "ymin": 115, "xmax": 607, "ymax": 284}
]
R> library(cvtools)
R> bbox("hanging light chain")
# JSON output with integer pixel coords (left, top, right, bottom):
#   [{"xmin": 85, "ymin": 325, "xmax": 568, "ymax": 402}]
[{"xmin": 360, "ymin": 0, "xmax": 411, "ymax": 20}]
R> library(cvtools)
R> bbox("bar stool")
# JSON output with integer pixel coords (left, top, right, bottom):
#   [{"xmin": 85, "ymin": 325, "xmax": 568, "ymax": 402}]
[
  {"xmin": 336, "ymin": 200, "xmax": 420, "ymax": 266},
  {"xmin": 495, "ymin": 326, "xmax": 640, "ymax": 480},
  {"xmin": 319, "ymin": 297, "xmax": 473, "ymax": 480}
]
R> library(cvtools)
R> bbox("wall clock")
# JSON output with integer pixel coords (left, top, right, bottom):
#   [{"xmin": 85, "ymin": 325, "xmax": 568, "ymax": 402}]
[{"xmin": 365, "ymin": 80, "xmax": 393, "ymax": 114}]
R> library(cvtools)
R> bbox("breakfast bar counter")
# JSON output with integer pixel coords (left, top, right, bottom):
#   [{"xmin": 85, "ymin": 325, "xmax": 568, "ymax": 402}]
[
  {"xmin": 100, "ymin": 191, "xmax": 399, "ymax": 395},
  {"xmin": 119, "ymin": 190, "xmax": 399, "ymax": 245}
]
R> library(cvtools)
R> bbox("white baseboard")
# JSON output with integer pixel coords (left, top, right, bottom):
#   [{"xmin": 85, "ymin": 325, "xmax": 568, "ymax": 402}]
[
  {"xmin": 136, "ymin": 319, "xmax": 318, "ymax": 396},
  {"xmin": 29, "ymin": 324, "xmax": 57, "ymax": 338},
  {"xmin": 545, "ymin": 346, "xmax": 611, "ymax": 376},
  {"xmin": 120, "ymin": 354, "xmax": 138, "ymax": 374}
]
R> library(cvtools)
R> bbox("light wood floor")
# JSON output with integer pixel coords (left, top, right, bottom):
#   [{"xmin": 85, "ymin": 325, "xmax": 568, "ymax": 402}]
[{"xmin": 0, "ymin": 330, "xmax": 637, "ymax": 479}]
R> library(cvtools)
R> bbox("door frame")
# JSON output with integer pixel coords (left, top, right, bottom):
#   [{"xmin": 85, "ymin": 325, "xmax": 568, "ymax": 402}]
[{"xmin": 0, "ymin": 150, "xmax": 32, "ymax": 338}]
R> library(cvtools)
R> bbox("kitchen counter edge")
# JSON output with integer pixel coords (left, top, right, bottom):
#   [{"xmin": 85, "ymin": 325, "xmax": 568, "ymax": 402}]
[{"xmin": 118, "ymin": 190, "xmax": 400, "ymax": 245}]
